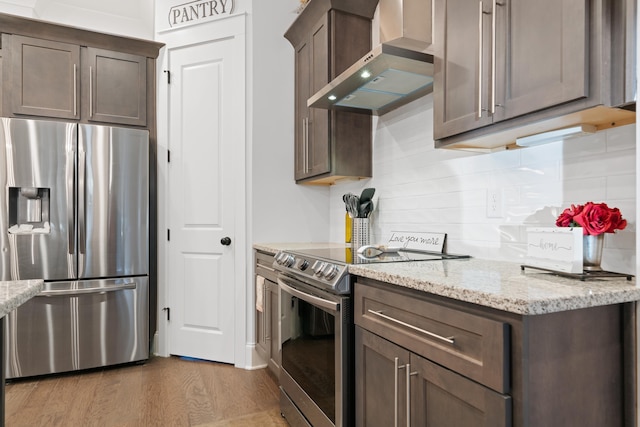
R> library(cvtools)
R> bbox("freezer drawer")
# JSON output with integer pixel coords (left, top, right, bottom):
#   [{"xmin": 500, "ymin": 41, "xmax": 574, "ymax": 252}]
[{"xmin": 5, "ymin": 277, "xmax": 149, "ymax": 379}]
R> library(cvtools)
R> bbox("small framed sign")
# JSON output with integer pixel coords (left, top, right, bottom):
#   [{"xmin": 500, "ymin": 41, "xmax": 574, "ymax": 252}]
[
  {"xmin": 386, "ymin": 231, "xmax": 446, "ymax": 253},
  {"xmin": 525, "ymin": 227, "xmax": 583, "ymax": 273},
  {"xmin": 168, "ymin": 0, "xmax": 235, "ymax": 28}
]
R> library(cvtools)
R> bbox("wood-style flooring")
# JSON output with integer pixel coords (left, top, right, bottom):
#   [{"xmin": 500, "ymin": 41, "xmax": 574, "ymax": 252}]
[{"xmin": 5, "ymin": 355, "xmax": 289, "ymax": 426}]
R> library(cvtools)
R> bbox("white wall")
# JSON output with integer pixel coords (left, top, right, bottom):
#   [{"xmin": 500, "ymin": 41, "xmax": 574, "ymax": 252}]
[
  {"xmin": 330, "ymin": 96, "xmax": 636, "ymax": 274},
  {"xmin": 250, "ymin": 0, "xmax": 330, "ymax": 244},
  {"xmin": 0, "ymin": 0, "xmax": 35, "ymax": 17},
  {"xmin": 0, "ymin": 0, "xmax": 155, "ymax": 39}
]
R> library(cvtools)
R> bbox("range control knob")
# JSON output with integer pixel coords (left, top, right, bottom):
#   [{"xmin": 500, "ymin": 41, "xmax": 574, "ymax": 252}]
[
  {"xmin": 298, "ymin": 259, "xmax": 310, "ymax": 271},
  {"xmin": 312, "ymin": 260, "xmax": 326, "ymax": 276},
  {"xmin": 282, "ymin": 254, "xmax": 295, "ymax": 267},
  {"xmin": 322, "ymin": 264, "xmax": 339, "ymax": 280},
  {"xmin": 275, "ymin": 251, "xmax": 288, "ymax": 265}
]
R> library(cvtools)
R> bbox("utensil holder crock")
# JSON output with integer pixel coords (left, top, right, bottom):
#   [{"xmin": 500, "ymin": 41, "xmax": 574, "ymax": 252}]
[{"xmin": 351, "ymin": 218, "xmax": 370, "ymax": 251}]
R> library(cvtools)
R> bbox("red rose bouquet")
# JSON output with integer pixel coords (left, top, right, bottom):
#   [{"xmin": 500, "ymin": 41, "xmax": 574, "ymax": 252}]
[{"xmin": 556, "ymin": 202, "xmax": 627, "ymax": 236}]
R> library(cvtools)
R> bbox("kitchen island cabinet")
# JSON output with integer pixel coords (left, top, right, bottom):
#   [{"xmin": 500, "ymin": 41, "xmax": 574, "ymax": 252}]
[
  {"xmin": 433, "ymin": 0, "xmax": 636, "ymax": 149},
  {"xmin": 0, "ymin": 279, "xmax": 44, "ymax": 427},
  {"xmin": 284, "ymin": 0, "xmax": 375, "ymax": 184}
]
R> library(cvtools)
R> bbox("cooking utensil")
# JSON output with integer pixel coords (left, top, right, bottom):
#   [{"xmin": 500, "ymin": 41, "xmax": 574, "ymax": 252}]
[
  {"xmin": 359, "ymin": 188, "xmax": 375, "ymax": 204},
  {"xmin": 359, "ymin": 200, "xmax": 374, "ymax": 218},
  {"xmin": 343, "ymin": 193, "xmax": 360, "ymax": 218},
  {"xmin": 357, "ymin": 245, "xmax": 401, "ymax": 258},
  {"xmin": 358, "ymin": 188, "xmax": 375, "ymax": 217}
]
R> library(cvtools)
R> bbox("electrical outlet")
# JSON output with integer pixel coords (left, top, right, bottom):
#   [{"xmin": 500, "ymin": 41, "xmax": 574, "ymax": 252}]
[{"xmin": 487, "ymin": 189, "xmax": 503, "ymax": 218}]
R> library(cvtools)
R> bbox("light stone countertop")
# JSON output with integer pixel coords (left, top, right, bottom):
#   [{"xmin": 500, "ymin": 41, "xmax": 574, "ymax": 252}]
[
  {"xmin": 254, "ymin": 243, "xmax": 640, "ymax": 315},
  {"xmin": 0, "ymin": 279, "xmax": 44, "ymax": 317}
]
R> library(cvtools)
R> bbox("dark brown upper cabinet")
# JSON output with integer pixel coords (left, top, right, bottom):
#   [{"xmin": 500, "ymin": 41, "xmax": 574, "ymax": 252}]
[
  {"xmin": 82, "ymin": 47, "xmax": 147, "ymax": 126},
  {"xmin": 285, "ymin": 0, "xmax": 377, "ymax": 185},
  {"xmin": 9, "ymin": 35, "xmax": 81, "ymax": 120},
  {"xmin": 433, "ymin": 0, "xmax": 636, "ymax": 150},
  {"xmin": 5, "ymin": 35, "xmax": 148, "ymax": 127}
]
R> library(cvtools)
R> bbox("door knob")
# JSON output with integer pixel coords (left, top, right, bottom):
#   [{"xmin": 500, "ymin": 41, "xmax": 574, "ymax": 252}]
[{"xmin": 220, "ymin": 237, "xmax": 232, "ymax": 246}]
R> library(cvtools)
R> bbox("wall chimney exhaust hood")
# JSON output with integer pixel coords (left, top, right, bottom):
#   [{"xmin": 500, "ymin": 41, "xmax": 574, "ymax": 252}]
[{"xmin": 308, "ymin": 0, "xmax": 435, "ymax": 116}]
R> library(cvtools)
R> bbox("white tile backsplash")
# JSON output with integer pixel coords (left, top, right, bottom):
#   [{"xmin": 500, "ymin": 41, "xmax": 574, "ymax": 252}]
[{"xmin": 329, "ymin": 97, "xmax": 636, "ymax": 274}]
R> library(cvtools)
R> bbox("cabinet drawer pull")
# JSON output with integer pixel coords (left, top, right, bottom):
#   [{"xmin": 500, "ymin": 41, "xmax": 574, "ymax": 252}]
[
  {"xmin": 368, "ymin": 309, "xmax": 455, "ymax": 345},
  {"xmin": 257, "ymin": 264, "xmax": 276, "ymax": 273}
]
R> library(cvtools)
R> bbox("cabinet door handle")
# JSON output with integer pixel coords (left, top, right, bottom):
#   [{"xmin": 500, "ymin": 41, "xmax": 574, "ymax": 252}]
[
  {"xmin": 490, "ymin": 0, "xmax": 496, "ymax": 115},
  {"xmin": 302, "ymin": 118, "xmax": 308, "ymax": 173},
  {"xmin": 477, "ymin": 1, "xmax": 484, "ymax": 119},
  {"xmin": 368, "ymin": 309, "xmax": 455, "ymax": 345},
  {"xmin": 73, "ymin": 64, "xmax": 78, "ymax": 116},
  {"xmin": 406, "ymin": 364, "xmax": 418, "ymax": 427},
  {"xmin": 394, "ymin": 357, "xmax": 405, "ymax": 427},
  {"xmin": 490, "ymin": 0, "xmax": 503, "ymax": 114},
  {"xmin": 491, "ymin": 0, "xmax": 504, "ymax": 114},
  {"xmin": 304, "ymin": 118, "xmax": 308, "ymax": 173},
  {"xmin": 303, "ymin": 118, "xmax": 306, "ymax": 173},
  {"xmin": 89, "ymin": 65, "xmax": 94, "ymax": 118},
  {"xmin": 264, "ymin": 284, "xmax": 270, "ymax": 341}
]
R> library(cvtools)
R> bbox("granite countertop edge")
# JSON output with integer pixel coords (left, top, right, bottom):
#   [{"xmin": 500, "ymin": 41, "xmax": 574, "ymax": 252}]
[
  {"xmin": 254, "ymin": 243, "xmax": 640, "ymax": 315},
  {"xmin": 0, "ymin": 279, "xmax": 44, "ymax": 317}
]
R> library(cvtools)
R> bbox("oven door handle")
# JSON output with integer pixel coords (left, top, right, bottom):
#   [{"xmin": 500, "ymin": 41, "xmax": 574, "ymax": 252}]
[{"xmin": 278, "ymin": 278, "xmax": 339, "ymax": 313}]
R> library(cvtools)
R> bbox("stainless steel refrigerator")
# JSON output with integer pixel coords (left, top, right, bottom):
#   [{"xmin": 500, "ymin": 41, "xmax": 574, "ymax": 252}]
[{"xmin": 0, "ymin": 117, "xmax": 149, "ymax": 379}]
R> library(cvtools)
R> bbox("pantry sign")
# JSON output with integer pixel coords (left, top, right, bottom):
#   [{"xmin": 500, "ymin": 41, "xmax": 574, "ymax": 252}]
[{"xmin": 168, "ymin": 0, "xmax": 235, "ymax": 28}]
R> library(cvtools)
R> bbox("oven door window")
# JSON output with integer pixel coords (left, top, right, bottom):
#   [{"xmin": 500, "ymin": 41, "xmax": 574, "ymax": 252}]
[{"xmin": 281, "ymin": 295, "xmax": 336, "ymax": 423}]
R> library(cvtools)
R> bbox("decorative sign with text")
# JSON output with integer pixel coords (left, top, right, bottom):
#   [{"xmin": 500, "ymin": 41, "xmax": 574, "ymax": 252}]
[
  {"xmin": 386, "ymin": 231, "xmax": 446, "ymax": 253},
  {"xmin": 168, "ymin": 0, "xmax": 235, "ymax": 28},
  {"xmin": 525, "ymin": 227, "xmax": 583, "ymax": 273}
]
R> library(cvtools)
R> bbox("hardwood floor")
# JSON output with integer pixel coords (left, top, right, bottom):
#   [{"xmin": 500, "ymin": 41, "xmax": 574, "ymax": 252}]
[{"xmin": 5, "ymin": 356, "xmax": 289, "ymax": 426}]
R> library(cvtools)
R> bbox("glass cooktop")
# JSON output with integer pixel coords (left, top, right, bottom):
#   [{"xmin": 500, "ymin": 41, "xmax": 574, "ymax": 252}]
[{"xmin": 291, "ymin": 247, "xmax": 470, "ymax": 265}]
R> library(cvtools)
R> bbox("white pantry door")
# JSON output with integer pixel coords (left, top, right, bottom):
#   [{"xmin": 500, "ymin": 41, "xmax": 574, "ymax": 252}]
[{"xmin": 166, "ymin": 37, "xmax": 238, "ymax": 363}]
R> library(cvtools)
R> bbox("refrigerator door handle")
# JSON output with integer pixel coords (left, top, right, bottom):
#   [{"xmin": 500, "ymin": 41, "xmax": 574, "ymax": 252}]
[
  {"xmin": 66, "ymin": 149, "xmax": 75, "ymax": 255},
  {"xmin": 37, "ymin": 281, "xmax": 137, "ymax": 297},
  {"xmin": 78, "ymin": 149, "xmax": 86, "ymax": 255}
]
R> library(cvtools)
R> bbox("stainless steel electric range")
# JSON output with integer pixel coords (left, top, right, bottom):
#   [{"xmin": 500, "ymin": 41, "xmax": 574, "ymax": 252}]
[{"xmin": 273, "ymin": 246, "xmax": 469, "ymax": 427}]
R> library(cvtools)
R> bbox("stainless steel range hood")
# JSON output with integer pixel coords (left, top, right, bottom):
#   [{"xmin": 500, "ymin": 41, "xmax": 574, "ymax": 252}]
[{"xmin": 308, "ymin": 0, "xmax": 434, "ymax": 115}]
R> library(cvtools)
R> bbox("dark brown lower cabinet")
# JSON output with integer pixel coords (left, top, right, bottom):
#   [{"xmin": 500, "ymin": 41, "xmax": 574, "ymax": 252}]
[
  {"xmin": 356, "ymin": 327, "xmax": 511, "ymax": 427},
  {"xmin": 255, "ymin": 251, "xmax": 280, "ymax": 377},
  {"xmin": 356, "ymin": 326, "xmax": 409, "ymax": 427},
  {"xmin": 354, "ymin": 278, "xmax": 633, "ymax": 427}
]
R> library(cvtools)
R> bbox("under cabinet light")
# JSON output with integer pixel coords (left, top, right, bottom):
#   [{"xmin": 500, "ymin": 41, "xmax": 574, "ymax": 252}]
[{"xmin": 515, "ymin": 125, "xmax": 597, "ymax": 147}]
